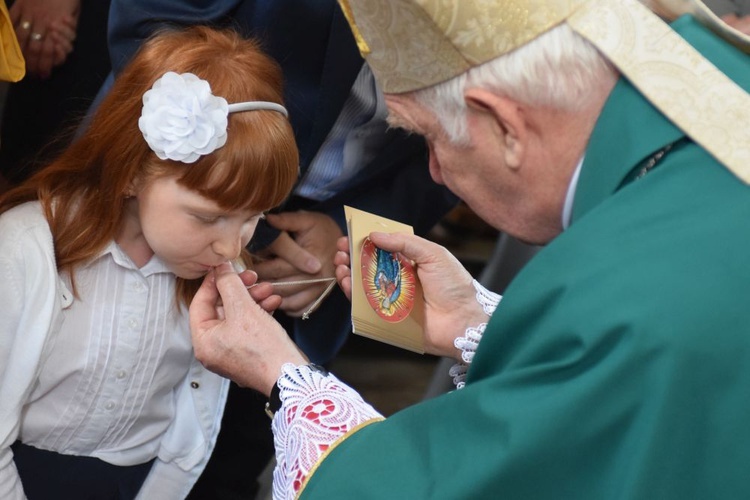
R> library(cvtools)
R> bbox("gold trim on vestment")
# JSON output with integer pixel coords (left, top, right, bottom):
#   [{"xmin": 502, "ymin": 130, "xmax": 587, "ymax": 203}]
[
  {"xmin": 568, "ymin": 0, "xmax": 750, "ymax": 183},
  {"xmin": 295, "ymin": 417, "xmax": 386, "ymax": 499}
]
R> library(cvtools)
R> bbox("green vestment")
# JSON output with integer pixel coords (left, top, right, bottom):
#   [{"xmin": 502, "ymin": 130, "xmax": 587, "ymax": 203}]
[{"xmin": 302, "ymin": 16, "xmax": 750, "ymax": 499}]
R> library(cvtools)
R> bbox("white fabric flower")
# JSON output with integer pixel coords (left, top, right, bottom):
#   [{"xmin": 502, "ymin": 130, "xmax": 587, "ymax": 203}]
[{"xmin": 139, "ymin": 72, "xmax": 229, "ymax": 163}]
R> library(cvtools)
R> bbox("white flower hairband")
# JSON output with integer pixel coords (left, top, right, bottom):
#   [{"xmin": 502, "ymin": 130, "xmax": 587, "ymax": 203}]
[{"xmin": 138, "ymin": 72, "xmax": 288, "ymax": 164}]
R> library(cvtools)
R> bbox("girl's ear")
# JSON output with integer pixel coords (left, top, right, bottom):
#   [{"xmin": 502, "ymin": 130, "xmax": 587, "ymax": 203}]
[
  {"xmin": 463, "ymin": 88, "xmax": 527, "ymax": 170},
  {"xmin": 125, "ymin": 175, "xmax": 143, "ymax": 197}
]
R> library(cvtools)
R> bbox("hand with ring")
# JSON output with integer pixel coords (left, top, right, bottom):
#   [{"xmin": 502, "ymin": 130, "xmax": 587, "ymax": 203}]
[{"xmin": 9, "ymin": 0, "xmax": 81, "ymax": 79}]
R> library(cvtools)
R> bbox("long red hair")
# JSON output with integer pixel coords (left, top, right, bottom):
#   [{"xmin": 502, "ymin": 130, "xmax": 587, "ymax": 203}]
[{"xmin": 0, "ymin": 26, "xmax": 299, "ymax": 305}]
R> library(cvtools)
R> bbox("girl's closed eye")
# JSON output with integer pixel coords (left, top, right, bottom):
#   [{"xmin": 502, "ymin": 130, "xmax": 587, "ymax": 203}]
[
  {"xmin": 193, "ymin": 213, "xmax": 222, "ymax": 224},
  {"xmin": 195, "ymin": 211, "xmax": 262, "ymax": 226}
]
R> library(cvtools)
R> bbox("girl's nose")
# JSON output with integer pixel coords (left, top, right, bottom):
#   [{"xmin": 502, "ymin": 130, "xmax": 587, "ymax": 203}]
[{"xmin": 212, "ymin": 231, "xmax": 243, "ymax": 260}]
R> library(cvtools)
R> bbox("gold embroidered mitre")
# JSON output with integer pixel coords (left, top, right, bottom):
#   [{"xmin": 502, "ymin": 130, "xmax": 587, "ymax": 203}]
[
  {"xmin": 338, "ymin": 0, "xmax": 588, "ymax": 94},
  {"xmin": 338, "ymin": 0, "xmax": 750, "ymax": 184}
]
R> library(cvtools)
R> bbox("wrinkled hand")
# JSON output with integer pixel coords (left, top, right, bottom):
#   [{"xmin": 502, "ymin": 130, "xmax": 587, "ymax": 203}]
[
  {"xmin": 199, "ymin": 268, "xmax": 282, "ymax": 325},
  {"xmin": 334, "ymin": 236, "xmax": 353, "ymax": 300},
  {"xmin": 10, "ymin": 0, "xmax": 80, "ymax": 79},
  {"xmin": 722, "ymin": 13, "xmax": 750, "ymax": 35},
  {"xmin": 190, "ymin": 263, "xmax": 307, "ymax": 395},
  {"xmin": 338, "ymin": 232, "xmax": 488, "ymax": 359},
  {"xmin": 254, "ymin": 211, "xmax": 343, "ymax": 317}
]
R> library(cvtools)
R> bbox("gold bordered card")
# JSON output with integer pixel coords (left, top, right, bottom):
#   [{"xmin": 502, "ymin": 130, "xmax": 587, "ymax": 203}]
[{"xmin": 344, "ymin": 206, "xmax": 425, "ymax": 353}]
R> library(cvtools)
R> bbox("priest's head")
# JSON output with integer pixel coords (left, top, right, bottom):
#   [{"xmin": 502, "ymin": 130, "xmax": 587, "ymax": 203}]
[{"xmin": 337, "ymin": 0, "xmax": 750, "ymax": 244}]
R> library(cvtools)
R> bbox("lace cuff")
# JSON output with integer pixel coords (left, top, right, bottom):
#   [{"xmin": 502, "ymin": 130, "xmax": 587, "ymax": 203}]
[
  {"xmin": 449, "ymin": 280, "xmax": 502, "ymax": 389},
  {"xmin": 473, "ymin": 279, "xmax": 501, "ymax": 316},
  {"xmin": 271, "ymin": 363, "xmax": 383, "ymax": 499}
]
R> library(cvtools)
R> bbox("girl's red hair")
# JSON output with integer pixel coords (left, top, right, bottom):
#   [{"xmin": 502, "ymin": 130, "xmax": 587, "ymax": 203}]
[{"xmin": 0, "ymin": 26, "xmax": 299, "ymax": 305}]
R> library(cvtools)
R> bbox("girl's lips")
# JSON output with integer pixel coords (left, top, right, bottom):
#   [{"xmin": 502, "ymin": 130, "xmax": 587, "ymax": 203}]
[{"xmin": 200, "ymin": 261, "xmax": 230, "ymax": 271}]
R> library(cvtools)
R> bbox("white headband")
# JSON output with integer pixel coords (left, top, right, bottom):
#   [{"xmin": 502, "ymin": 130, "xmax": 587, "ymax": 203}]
[
  {"xmin": 228, "ymin": 101, "xmax": 288, "ymax": 116},
  {"xmin": 139, "ymin": 71, "xmax": 289, "ymax": 164}
]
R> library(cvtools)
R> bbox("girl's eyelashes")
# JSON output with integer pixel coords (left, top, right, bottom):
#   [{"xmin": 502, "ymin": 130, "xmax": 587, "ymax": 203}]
[
  {"xmin": 193, "ymin": 214, "xmax": 220, "ymax": 224},
  {"xmin": 193, "ymin": 209, "xmax": 263, "ymax": 225}
]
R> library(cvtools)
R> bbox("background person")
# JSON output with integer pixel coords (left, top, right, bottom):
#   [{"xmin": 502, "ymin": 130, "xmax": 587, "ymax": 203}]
[{"xmin": 0, "ymin": 0, "xmax": 110, "ymax": 193}]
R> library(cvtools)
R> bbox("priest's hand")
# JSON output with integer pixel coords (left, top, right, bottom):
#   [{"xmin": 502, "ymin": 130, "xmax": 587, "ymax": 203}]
[
  {"xmin": 190, "ymin": 262, "xmax": 307, "ymax": 396},
  {"xmin": 334, "ymin": 236, "xmax": 354, "ymax": 300},
  {"xmin": 352, "ymin": 231, "xmax": 489, "ymax": 360}
]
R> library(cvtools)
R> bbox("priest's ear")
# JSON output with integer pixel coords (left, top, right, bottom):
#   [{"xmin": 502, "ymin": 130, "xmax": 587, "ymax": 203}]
[{"xmin": 464, "ymin": 88, "xmax": 526, "ymax": 170}]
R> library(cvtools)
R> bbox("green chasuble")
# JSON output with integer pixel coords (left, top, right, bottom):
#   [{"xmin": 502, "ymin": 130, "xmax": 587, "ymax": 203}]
[{"xmin": 302, "ymin": 17, "xmax": 750, "ymax": 499}]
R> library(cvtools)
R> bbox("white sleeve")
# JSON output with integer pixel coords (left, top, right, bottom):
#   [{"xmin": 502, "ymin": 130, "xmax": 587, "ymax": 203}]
[
  {"xmin": 0, "ymin": 449, "xmax": 25, "ymax": 500},
  {"xmin": 0, "ymin": 209, "xmax": 62, "ymax": 500},
  {"xmin": 472, "ymin": 278, "xmax": 502, "ymax": 316},
  {"xmin": 270, "ymin": 363, "xmax": 383, "ymax": 499},
  {"xmin": 0, "ymin": 252, "xmax": 28, "ymax": 499},
  {"xmin": 449, "ymin": 279, "xmax": 502, "ymax": 389}
]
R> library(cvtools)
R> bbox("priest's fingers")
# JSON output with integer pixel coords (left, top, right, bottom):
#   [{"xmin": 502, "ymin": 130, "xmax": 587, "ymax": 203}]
[{"xmin": 367, "ymin": 232, "xmax": 488, "ymax": 358}]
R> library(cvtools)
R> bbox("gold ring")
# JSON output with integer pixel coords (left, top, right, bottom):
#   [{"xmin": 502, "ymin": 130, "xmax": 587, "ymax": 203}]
[
  {"xmin": 30, "ymin": 32, "xmax": 43, "ymax": 41},
  {"xmin": 20, "ymin": 20, "xmax": 31, "ymax": 30}
]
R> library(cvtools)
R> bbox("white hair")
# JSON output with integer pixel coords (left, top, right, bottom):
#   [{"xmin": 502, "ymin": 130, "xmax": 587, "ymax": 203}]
[{"xmin": 413, "ymin": 22, "xmax": 617, "ymax": 144}]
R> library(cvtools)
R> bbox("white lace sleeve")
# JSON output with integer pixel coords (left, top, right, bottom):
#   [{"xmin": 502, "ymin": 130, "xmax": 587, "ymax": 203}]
[
  {"xmin": 271, "ymin": 363, "xmax": 384, "ymax": 499},
  {"xmin": 449, "ymin": 280, "xmax": 502, "ymax": 389},
  {"xmin": 473, "ymin": 279, "xmax": 501, "ymax": 316}
]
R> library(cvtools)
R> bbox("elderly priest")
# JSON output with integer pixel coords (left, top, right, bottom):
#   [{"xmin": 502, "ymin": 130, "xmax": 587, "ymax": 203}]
[{"xmin": 188, "ymin": 0, "xmax": 750, "ymax": 498}]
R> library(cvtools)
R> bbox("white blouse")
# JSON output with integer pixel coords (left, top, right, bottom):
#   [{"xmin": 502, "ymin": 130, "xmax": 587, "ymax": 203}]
[{"xmin": 0, "ymin": 202, "xmax": 229, "ymax": 500}]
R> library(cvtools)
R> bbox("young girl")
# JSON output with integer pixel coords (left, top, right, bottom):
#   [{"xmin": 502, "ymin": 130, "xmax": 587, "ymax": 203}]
[{"xmin": 0, "ymin": 26, "xmax": 297, "ymax": 499}]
